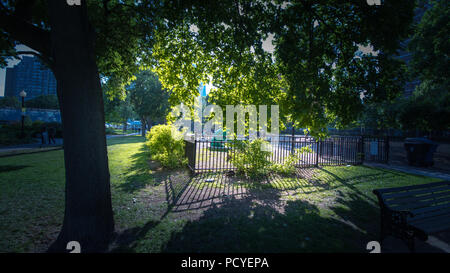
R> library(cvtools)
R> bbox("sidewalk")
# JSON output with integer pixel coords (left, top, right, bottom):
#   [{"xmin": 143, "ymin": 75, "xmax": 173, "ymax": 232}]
[
  {"xmin": 106, "ymin": 132, "xmax": 140, "ymax": 138},
  {"xmin": 364, "ymin": 162, "xmax": 450, "ymax": 180},
  {"xmin": 0, "ymin": 133, "xmax": 140, "ymax": 155},
  {"xmin": 0, "ymin": 138, "xmax": 63, "ymax": 153}
]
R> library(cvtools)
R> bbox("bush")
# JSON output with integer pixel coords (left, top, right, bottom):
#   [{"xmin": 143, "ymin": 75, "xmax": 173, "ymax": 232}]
[
  {"xmin": 271, "ymin": 145, "xmax": 313, "ymax": 175},
  {"xmin": 0, "ymin": 121, "xmax": 63, "ymax": 146},
  {"xmin": 0, "ymin": 123, "xmax": 34, "ymax": 146},
  {"xmin": 228, "ymin": 138, "xmax": 272, "ymax": 178},
  {"xmin": 105, "ymin": 127, "xmax": 116, "ymax": 135},
  {"xmin": 145, "ymin": 124, "xmax": 187, "ymax": 168}
]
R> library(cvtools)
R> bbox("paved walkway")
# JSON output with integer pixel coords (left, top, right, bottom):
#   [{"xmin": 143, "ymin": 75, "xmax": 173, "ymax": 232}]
[
  {"xmin": 364, "ymin": 162, "xmax": 450, "ymax": 181},
  {"xmin": 0, "ymin": 133, "xmax": 140, "ymax": 154},
  {"xmin": 0, "ymin": 138, "xmax": 63, "ymax": 153}
]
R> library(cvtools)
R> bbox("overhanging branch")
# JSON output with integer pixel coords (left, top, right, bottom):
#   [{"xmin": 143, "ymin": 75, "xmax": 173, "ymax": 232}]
[
  {"xmin": 16, "ymin": 51, "xmax": 54, "ymax": 71},
  {"xmin": 0, "ymin": 9, "xmax": 52, "ymax": 62}
]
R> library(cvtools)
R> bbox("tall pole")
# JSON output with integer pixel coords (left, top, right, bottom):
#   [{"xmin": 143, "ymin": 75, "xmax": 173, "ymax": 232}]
[
  {"xmin": 21, "ymin": 95, "xmax": 25, "ymax": 138},
  {"xmin": 19, "ymin": 90, "xmax": 27, "ymax": 138}
]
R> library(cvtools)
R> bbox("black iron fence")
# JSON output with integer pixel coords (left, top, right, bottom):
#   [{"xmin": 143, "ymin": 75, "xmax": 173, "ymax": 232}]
[{"xmin": 185, "ymin": 135, "xmax": 389, "ymax": 173}]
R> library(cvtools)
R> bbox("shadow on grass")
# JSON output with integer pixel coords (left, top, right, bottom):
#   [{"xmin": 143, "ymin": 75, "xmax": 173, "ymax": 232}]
[
  {"xmin": 147, "ymin": 165, "xmax": 389, "ymax": 215},
  {"xmin": 117, "ymin": 141, "xmax": 192, "ymax": 195},
  {"xmin": 318, "ymin": 167, "xmax": 379, "ymax": 204},
  {"xmin": 117, "ymin": 145, "xmax": 159, "ymax": 193},
  {"xmin": 110, "ymin": 165, "xmax": 426, "ymax": 252},
  {"xmin": 161, "ymin": 196, "xmax": 366, "ymax": 252},
  {"xmin": 110, "ymin": 220, "xmax": 161, "ymax": 253},
  {"xmin": 0, "ymin": 165, "xmax": 29, "ymax": 173}
]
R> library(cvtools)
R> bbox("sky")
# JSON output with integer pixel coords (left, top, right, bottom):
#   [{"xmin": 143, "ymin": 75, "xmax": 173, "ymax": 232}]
[{"xmin": 0, "ymin": 45, "xmax": 36, "ymax": 97}]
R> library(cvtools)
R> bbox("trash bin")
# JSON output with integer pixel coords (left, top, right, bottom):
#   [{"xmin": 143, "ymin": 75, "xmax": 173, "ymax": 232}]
[
  {"xmin": 404, "ymin": 138, "xmax": 438, "ymax": 167},
  {"xmin": 211, "ymin": 129, "xmax": 227, "ymax": 149}
]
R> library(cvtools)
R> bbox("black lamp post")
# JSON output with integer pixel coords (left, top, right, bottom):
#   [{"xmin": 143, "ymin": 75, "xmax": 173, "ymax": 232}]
[{"xmin": 19, "ymin": 90, "xmax": 27, "ymax": 138}]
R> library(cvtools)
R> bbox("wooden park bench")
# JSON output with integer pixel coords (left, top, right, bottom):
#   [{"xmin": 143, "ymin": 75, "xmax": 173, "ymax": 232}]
[{"xmin": 373, "ymin": 181, "xmax": 450, "ymax": 252}]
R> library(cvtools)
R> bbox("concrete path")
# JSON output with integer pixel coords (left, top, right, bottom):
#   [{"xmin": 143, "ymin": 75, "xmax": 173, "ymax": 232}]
[
  {"xmin": 364, "ymin": 162, "xmax": 450, "ymax": 181},
  {"xmin": 0, "ymin": 133, "xmax": 140, "ymax": 154},
  {"xmin": 0, "ymin": 138, "xmax": 63, "ymax": 153}
]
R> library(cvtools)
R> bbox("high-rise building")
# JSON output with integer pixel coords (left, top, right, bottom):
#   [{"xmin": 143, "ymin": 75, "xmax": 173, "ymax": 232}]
[
  {"xmin": 4, "ymin": 56, "xmax": 57, "ymax": 100},
  {"xmin": 398, "ymin": 3, "xmax": 431, "ymax": 98}
]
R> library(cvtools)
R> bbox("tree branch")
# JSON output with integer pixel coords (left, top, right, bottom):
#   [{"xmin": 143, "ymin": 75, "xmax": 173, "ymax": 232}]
[
  {"xmin": 0, "ymin": 9, "xmax": 51, "ymax": 60},
  {"xmin": 16, "ymin": 50, "xmax": 54, "ymax": 71}
]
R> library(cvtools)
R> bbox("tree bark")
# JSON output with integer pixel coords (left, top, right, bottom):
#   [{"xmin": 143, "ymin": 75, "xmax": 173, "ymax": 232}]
[
  {"xmin": 47, "ymin": 0, "xmax": 114, "ymax": 253},
  {"xmin": 141, "ymin": 117, "xmax": 146, "ymax": 137},
  {"xmin": 123, "ymin": 121, "xmax": 128, "ymax": 133}
]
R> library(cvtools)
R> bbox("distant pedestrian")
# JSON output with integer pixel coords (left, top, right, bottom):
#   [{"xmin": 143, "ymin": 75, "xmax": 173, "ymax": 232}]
[
  {"xmin": 48, "ymin": 126, "xmax": 56, "ymax": 144},
  {"xmin": 40, "ymin": 126, "xmax": 48, "ymax": 144}
]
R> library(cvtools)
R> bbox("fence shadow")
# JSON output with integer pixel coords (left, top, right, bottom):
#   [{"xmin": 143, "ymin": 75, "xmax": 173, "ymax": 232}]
[
  {"xmin": 110, "ymin": 164, "xmax": 412, "ymax": 252},
  {"xmin": 163, "ymin": 166, "xmax": 385, "ymax": 213}
]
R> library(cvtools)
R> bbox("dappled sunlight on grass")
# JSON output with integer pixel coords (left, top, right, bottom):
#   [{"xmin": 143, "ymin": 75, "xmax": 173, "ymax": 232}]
[{"xmin": 0, "ymin": 135, "xmax": 444, "ymax": 253}]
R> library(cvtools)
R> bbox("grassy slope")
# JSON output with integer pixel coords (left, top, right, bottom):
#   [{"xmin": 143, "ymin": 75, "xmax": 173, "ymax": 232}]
[{"xmin": 0, "ymin": 136, "xmax": 441, "ymax": 252}]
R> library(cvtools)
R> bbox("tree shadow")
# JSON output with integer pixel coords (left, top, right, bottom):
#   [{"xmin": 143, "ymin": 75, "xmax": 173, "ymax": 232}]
[
  {"xmin": 116, "ymin": 145, "xmax": 156, "ymax": 193},
  {"xmin": 167, "ymin": 172, "xmax": 286, "ymax": 214},
  {"xmin": 0, "ymin": 165, "xmax": 29, "ymax": 173},
  {"xmin": 317, "ymin": 167, "xmax": 383, "ymax": 204},
  {"xmin": 109, "ymin": 220, "xmax": 161, "ymax": 253},
  {"xmin": 110, "ymin": 165, "xmax": 430, "ymax": 252},
  {"xmin": 161, "ymin": 196, "xmax": 366, "ymax": 253}
]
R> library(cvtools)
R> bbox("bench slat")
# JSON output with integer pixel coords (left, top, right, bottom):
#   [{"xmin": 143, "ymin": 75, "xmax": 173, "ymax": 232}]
[
  {"xmin": 375, "ymin": 181, "xmax": 450, "ymax": 195},
  {"xmin": 409, "ymin": 202, "xmax": 450, "ymax": 216},
  {"xmin": 393, "ymin": 196, "xmax": 450, "ymax": 211},
  {"xmin": 408, "ymin": 207, "xmax": 450, "ymax": 223},
  {"xmin": 409, "ymin": 215, "xmax": 450, "ymax": 234},
  {"xmin": 382, "ymin": 186, "xmax": 450, "ymax": 200},
  {"xmin": 386, "ymin": 190, "xmax": 450, "ymax": 207}
]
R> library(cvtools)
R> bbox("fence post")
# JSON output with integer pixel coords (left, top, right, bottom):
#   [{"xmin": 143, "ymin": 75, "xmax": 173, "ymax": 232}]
[
  {"xmin": 184, "ymin": 137, "xmax": 197, "ymax": 175},
  {"xmin": 360, "ymin": 135, "xmax": 365, "ymax": 164},
  {"xmin": 291, "ymin": 130, "xmax": 295, "ymax": 155},
  {"xmin": 385, "ymin": 136, "xmax": 389, "ymax": 164},
  {"xmin": 315, "ymin": 139, "xmax": 320, "ymax": 167}
]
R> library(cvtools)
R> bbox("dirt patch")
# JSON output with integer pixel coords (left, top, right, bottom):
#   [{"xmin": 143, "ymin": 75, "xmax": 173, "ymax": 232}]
[{"xmin": 147, "ymin": 160, "xmax": 163, "ymax": 172}]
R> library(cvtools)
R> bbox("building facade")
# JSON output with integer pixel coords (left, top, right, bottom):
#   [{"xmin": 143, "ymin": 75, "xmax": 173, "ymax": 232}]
[
  {"xmin": 4, "ymin": 56, "xmax": 57, "ymax": 100},
  {"xmin": 397, "ymin": 3, "xmax": 431, "ymax": 98}
]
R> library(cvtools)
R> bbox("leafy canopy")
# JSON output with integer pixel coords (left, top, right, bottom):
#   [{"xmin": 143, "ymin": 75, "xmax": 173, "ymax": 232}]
[
  {"xmin": 1, "ymin": 1, "xmax": 416, "ymax": 137},
  {"xmin": 151, "ymin": 0, "xmax": 415, "ymax": 138},
  {"xmin": 128, "ymin": 70, "xmax": 169, "ymax": 124}
]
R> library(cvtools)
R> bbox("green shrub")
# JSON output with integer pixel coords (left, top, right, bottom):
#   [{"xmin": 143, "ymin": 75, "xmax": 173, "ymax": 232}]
[
  {"xmin": 145, "ymin": 124, "xmax": 187, "ymax": 168},
  {"xmin": 105, "ymin": 127, "xmax": 116, "ymax": 135},
  {"xmin": 228, "ymin": 138, "xmax": 272, "ymax": 178},
  {"xmin": 271, "ymin": 145, "xmax": 313, "ymax": 175}
]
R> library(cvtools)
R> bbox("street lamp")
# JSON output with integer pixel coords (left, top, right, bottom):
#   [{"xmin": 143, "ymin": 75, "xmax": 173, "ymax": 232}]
[{"xmin": 19, "ymin": 90, "xmax": 27, "ymax": 138}]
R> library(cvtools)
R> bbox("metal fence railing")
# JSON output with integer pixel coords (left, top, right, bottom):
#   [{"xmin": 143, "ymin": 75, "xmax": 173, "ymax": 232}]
[{"xmin": 185, "ymin": 135, "xmax": 389, "ymax": 173}]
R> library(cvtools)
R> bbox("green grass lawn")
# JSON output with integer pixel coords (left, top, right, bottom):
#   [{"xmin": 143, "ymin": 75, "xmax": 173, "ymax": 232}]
[
  {"xmin": 107, "ymin": 128, "xmax": 138, "ymax": 135},
  {"xmin": 0, "ymin": 136, "xmax": 442, "ymax": 253}
]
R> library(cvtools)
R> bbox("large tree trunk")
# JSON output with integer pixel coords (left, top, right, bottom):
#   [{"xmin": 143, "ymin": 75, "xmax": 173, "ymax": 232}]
[
  {"xmin": 141, "ymin": 117, "xmax": 146, "ymax": 137},
  {"xmin": 123, "ymin": 121, "xmax": 128, "ymax": 133},
  {"xmin": 47, "ymin": 1, "xmax": 114, "ymax": 252}
]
